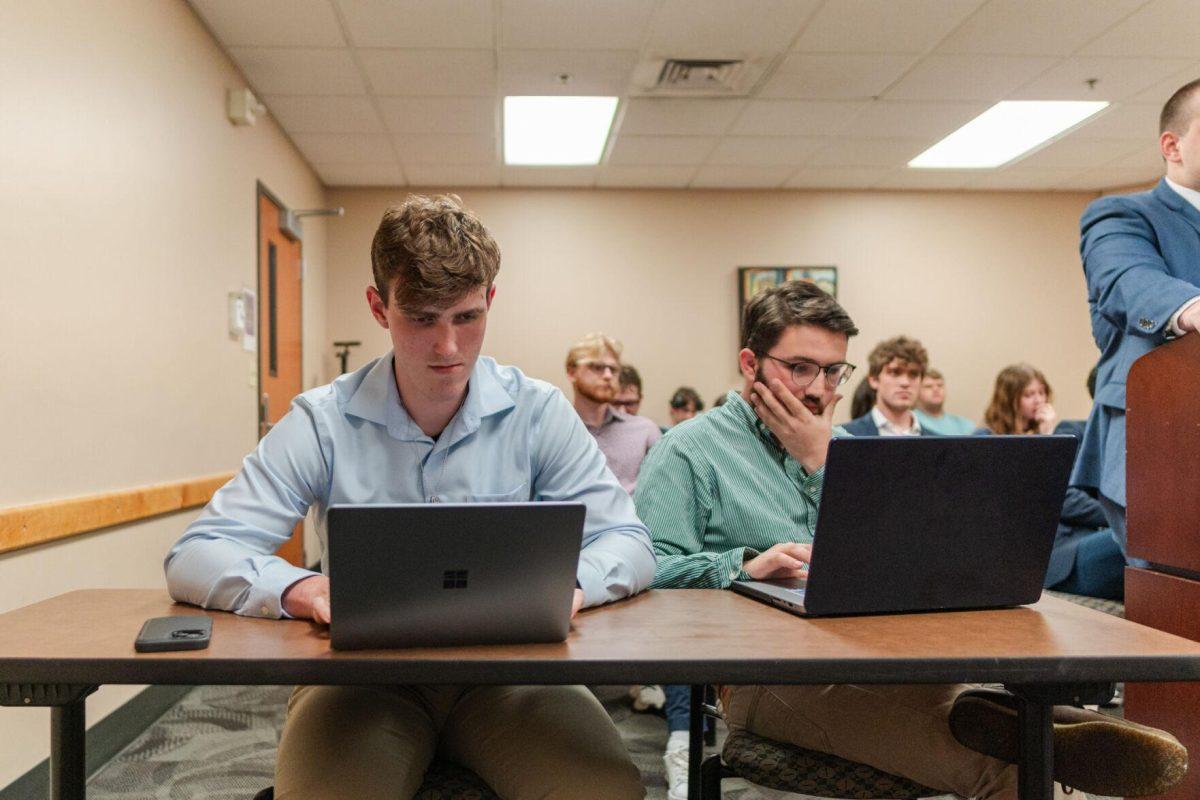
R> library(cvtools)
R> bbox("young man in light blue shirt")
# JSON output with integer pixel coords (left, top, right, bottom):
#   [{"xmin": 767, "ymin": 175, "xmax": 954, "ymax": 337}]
[
  {"xmin": 913, "ymin": 368, "xmax": 977, "ymax": 435},
  {"xmin": 166, "ymin": 195, "xmax": 653, "ymax": 800}
]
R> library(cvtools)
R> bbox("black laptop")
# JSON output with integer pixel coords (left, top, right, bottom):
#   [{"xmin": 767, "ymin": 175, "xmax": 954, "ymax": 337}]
[
  {"xmin": 327, "ymin": 502, "xmax": 584, "ymax": 650},
  {"xmin": 731, "ymin": 435, "xmax": 1076, "ymax": 616}
]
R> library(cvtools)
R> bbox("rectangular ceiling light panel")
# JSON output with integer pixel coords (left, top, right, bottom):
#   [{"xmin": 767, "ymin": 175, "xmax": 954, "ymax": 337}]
[
  {"xmin": 909, "ymin": 101, "xmax": 1110, "ymax": 169},
  {"xmin": 504, "ymin": 96, "xmax": 619, "ymax": 166}
]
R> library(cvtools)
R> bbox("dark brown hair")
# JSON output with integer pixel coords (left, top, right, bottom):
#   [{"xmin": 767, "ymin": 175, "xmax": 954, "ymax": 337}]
[
  {"xmin": 983, "ymin": 363, "xmax": 1053, "ymax": 434},
  {"xmin": 866, "ymin": 336, "xmax": 928, "ymax": 379},
  {"xmin": 370, "ymin": 194, "xmax": 501, "ymax": 309},
  {"xmin": 618, "ymin": 364, "xmax": 643, "ymax": 395},
  {"xmin": 1161, "ymin": 78, "xmax": 1200, "ymax": 135},
  {"xmin": 741, "ymin": 280, "xmax": 858, "ymax": 355}
]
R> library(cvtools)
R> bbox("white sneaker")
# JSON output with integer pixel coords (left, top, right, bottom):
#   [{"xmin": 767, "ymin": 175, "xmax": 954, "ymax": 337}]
[
  {"xmin": 663, "ymin": 745, "xmax": 689, "ymax": 800},
  {"xmin": 629, "ymin": 683, "xmax": 666, "ymax": 711}
]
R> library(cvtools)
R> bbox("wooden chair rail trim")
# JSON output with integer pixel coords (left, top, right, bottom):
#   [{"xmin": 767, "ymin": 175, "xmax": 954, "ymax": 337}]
[{"xmin": 0, "ymin": 473, "xmax": 235, "ymax": 555}]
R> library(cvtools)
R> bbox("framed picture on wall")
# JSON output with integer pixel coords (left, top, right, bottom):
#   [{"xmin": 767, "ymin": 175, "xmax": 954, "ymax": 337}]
[{"xmin": 738, "ymin": 266, "xmax": 838, "ymax": 311}]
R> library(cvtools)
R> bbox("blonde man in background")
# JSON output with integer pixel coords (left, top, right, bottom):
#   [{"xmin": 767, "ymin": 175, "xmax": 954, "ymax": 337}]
[{"xmin": 566, "ymin": 333, "xmax": 661, "ymax": 495}]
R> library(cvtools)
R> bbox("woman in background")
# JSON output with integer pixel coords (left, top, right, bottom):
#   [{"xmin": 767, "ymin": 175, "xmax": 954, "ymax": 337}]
[{"xmin": 981, "ymin": 363, "xmax": 1057, "ymax": 434}]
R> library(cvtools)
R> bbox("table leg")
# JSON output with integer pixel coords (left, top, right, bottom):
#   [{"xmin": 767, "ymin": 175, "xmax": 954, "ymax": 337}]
[
  {"xmin": 50, "ymin": 699, "xmax": 87, "ymax": 800},
  {"xmin": 688, "ymin": 684, "xmax": 703, "ymax": 800},
  {"xmin": 1015, "ymin": 693, "xmax": 1054, "ymax": 800}
]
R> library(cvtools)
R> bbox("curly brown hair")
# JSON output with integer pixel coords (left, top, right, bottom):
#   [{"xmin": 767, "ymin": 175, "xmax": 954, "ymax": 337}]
[
  {"xmin": 370, "ymin": 194, "xmax": 501, "ymax": 310},
  {"xmin": 983, "ymin": 363, "xmax": 1053, "ymax": 434},
  {"xmin": 866, "ymin": 336, "xmax": 928, "ymax": 378}
]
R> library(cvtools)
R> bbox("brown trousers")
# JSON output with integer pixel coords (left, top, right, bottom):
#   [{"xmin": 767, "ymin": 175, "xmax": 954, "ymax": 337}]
[
  {"xmin": 275, "ymin": 684, "xmax": 644, "ymax": 800},
  {"xmin": 725, "ymin": 683, "xmax": 1074, "ymax": 800}
]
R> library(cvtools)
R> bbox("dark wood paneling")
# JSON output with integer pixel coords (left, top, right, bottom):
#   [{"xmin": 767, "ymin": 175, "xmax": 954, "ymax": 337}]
[
  {"xmin": 1126, "ymin": 333, "xmax": 1200, "ymax": 573},
  {"xmin": 1126, "ymin": 567, "xmax": 1200, "ymax": 800}
]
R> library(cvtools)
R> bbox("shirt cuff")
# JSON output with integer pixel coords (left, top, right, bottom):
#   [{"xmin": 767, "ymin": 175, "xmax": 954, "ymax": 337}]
[
  {"xmin": 716, "ymin": 547, "xmax": 754, "ymax": 587},
  {"xmin": 1169, "ymin": 295, "xmax": 1200, "ymax": 337},
  {"xmin": 256, "ymin": 564, "xmax": 322, "ymax": 619}
]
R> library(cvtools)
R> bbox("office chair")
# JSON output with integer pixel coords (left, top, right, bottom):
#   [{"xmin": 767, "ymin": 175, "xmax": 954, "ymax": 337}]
[{"xmin": 692, "ymin": 689, "xmax": 942, "ymax": 800}]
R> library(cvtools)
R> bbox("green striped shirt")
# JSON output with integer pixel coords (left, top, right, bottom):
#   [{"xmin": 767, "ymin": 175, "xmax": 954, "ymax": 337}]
[{"xmin": 635, "ymin": 390, "xmax": 844, "ymax": 589}]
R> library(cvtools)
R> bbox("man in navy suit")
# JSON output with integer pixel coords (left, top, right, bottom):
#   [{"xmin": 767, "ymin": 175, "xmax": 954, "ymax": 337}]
[
  {"xmin": 842, "ymin": 335, "xmax": 938, "ymax": 436},
  {"xmin": 1075, "ymin": 79, "xmax": 1200, "ymax": 556}
]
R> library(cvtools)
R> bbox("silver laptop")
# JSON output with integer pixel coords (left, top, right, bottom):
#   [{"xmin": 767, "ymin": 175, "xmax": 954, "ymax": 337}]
[
  {"xmin": 327, "ymin": 502, "xmax": 584, "ymax": 650},
  {"xmin": 732, "ymin": 435, "xmax": 1076, "ymax": 616}
]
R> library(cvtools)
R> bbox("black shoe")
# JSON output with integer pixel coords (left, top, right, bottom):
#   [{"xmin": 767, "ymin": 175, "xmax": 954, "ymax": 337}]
[{"xmin": 948, "ymin": 688, "xmax": 1187, "ymax": 797}]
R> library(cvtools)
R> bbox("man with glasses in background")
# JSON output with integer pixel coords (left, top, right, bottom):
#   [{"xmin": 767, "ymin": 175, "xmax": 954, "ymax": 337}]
[
  {"xmin": 612, "ymin": 364, "xmax": 646, "ymax": 417},
  {"xmin": 566, "ymin": 333, "xmax": 660, "ymax": 495},
  {"xmin": 635, "ymin": 280, "xmax": 1180, "ymax": 800}
]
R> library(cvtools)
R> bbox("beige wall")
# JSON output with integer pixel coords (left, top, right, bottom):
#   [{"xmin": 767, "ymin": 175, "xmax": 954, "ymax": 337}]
[
  {"xmin": 0, "ymin": 0, "xmax": 328, "ymax": 787},
  {"xmin": 326, "ymin": 188, "xmax": 1099, "ymax": 429}
]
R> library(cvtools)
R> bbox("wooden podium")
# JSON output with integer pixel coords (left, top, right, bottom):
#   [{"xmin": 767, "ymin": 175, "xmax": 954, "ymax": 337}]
[{"xmin": 1125, "ymin": 332, "xmax": 1200, "ymax": 800}]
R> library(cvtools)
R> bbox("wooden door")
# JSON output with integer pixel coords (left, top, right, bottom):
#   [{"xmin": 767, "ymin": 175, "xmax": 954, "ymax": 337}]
[{"xmin": 258, "ymin": 188, "xmax": 305, "ymax": 567}]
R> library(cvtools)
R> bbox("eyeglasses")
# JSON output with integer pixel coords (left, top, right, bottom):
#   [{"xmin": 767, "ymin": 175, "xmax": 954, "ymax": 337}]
[
  {"xmin": 579, "ymin": 361, "xmax": 619, "ymax": 376},
  {"xmin": 760, "ymin": 354, "xmax": 856, "ymax": 388}
]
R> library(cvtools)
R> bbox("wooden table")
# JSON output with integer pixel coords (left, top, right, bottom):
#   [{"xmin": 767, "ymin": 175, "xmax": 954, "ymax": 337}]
[{"xmin": 3, "ymin": 589, "xmax": 1200, "ymax": 800}]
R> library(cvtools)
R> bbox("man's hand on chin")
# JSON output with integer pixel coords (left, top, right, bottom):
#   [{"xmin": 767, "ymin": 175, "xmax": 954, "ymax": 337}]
[
  {"xmin": 282, "ymin": 575, "xmax": 332, "ymax": 625},
  {"xmin": 750, "ymin": 378, "xmax": 842, "ymax": 474}
]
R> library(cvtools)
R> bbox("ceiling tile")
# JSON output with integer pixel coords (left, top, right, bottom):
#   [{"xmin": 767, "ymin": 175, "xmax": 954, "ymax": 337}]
[
  {"xmin": 1062, "ymin": 104, "xmax": 1161, "ymax": 141},
  {"xmin": 966, "ymin": 168, "xmax": 1088, "ymax": 190},
  {"xmin": 228, "ymin": 47, "xmax": 366, "ymax": 95},
  {"xmin": 404, "ymin": 163, "xmax": 501, "ymax": 187},
  {"xmin": 595, "ymin": 166, "xmax": 698, "ymax": 188},
  {"xmin": 501, "ymin": 167, "xmax": 597, "ymax": 187},
  {"xmin": 760, "ymin": 54, "xmax": 919, "ymax": 100},
  {"xmin": 846, "ymin": 101, "xmax": 988, "ymax": 139},
  {"xmin": 644, "ymin": 0, "xmax": 821, "ymax": 57},
  {"xmin": 189, "ymin": 0, "xmax": 345, "ymax": 46},
  {"xmin": 263, "ymin": 95, "xmax": 382, "ymax": 133},
  {"xmin": 336, "ymin": 0, "xmax": 494, "ymax": 48},
  {"xmin": 884, "ymin": 55, "xmax": 1057, "ymax": 101},
  {"xmin": 691, "ymin": 166, "xmax": 790, "ymax": 188},
  {"xmin": 619, "ymin": 99, "xmax": 747, "ymax": 136},
  {"xmin": 935, "ymin": 0, "xmax": 1143, "ymax": 56},
  {"xmin": 1055, "ymin": 167, "xmax": 1162, "ymax": 191},
  {"xmin": 292, "ymin": 133, "xmax": 395, "ymax": 163},
  {"xmin": 607, "ymin": 136, "xmax": 717, "ymax": 166},
  {"xmin": 1010, "ymin": 138, "xmax": 1144, "ymax": 169},
  {"xmin": 360, "ymin": 49, "xmax": 495, "ymax": 96},
  {"xmin": 394, "ymin": 133, "xmax": 496, "ymax": 164},
  {"xmin": 731, "ymin": 101, "xmax": 866, "ymax": 136},
  {"xmin": 875, "ymin": 168, "xmax": 977, "ymax": 189},
  {"xmin": 499, "ymin": 50, "xmax": 638, "ymax": 96},
  {"xmin": 377, "ymin": 96, "xmax": 495, "ymax": 134},
  {"xmin": 1130, "ymin": 63, "xmax": 1200, "ymax": 104},
  {"xmin": 708, "ymin": 136, "xmax": 826, "ymax": 166},
  {"xmin": 792, "ymin": 0, "xmax": 984, "ymax": 54},
  {"xmin": 1110, "ymin": 143, "xmax": 1166, "ymax": 170},
  {"xmin": 1080, "ymin": 0, "xmax": 1200, "ymax": 57},
  {"xmin": 1010, "ymin": 57, "xmax": 1194, "ymax": 102},
  {"xmin": 807, "ymin": 138, "xmax": 928, "ymax": 167},
  {"xmin": 500, "ymin": 0, "xmax": 658, "ymax": 50},
  {"xmin": 314, "ymin": 162, "xmax": 405, "ymax": 186},
  {"xmin": 784, "ymin": 166, "xmax": 892, "ymax": 189}
]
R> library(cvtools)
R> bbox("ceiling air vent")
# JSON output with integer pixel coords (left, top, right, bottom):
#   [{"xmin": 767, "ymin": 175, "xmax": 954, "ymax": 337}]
[{"xmin": 631, "ymin": 57, "xmax": 764, "ymax": 97}]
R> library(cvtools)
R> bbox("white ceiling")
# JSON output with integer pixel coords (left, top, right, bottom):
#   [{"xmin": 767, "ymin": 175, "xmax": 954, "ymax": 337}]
[{"xmin": 188, "ymin": 0, "xmax": 1200, "ymax": 191}]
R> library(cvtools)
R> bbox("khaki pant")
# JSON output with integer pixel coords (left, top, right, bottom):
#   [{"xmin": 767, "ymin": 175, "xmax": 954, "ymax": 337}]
[
  {"xmin": 275, "ymin": 684, "xmax": 644, "ymax": 800},
  {"xmin": 725, "ymin": 684, "xmax": 1074, "ymax": 800}
]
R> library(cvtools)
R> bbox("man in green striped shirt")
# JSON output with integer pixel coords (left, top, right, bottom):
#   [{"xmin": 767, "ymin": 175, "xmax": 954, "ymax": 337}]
[{"xmin": 635, "ymin": 281, "xmax": 1168, "ymax": 800}]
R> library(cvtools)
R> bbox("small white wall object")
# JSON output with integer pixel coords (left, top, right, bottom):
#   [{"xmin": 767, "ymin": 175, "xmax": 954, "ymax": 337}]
[{"xmin": 227, "ymin": 88, "xmax": 265, "ymax": 126}]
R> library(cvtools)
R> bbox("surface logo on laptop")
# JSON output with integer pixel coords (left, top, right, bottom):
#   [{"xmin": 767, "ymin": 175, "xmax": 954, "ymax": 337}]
[{"xmin": 442, "ymin": 569, "xmax": 469, "ymax": 589}]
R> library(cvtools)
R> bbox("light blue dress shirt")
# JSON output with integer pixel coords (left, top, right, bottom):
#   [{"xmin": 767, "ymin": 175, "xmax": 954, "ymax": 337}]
[{"xmin": 165, "ymin": 354, "xmax": 656, "ymax": 618}]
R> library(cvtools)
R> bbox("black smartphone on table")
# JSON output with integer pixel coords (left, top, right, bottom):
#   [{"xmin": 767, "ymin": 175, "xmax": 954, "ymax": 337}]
[{"xmin": 134, "ymin": 616, "xmax": 212, "ymax": 652}]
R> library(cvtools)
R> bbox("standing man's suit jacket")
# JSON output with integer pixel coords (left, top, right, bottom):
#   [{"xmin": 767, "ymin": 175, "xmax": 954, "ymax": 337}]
[
  {"xmin": 841, "ymin": 412, "xmax": 938, "ymax": 437},
  {"xmin": 1074, "ymin": 178, "xmax": 1200, "ymax": 507}
]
